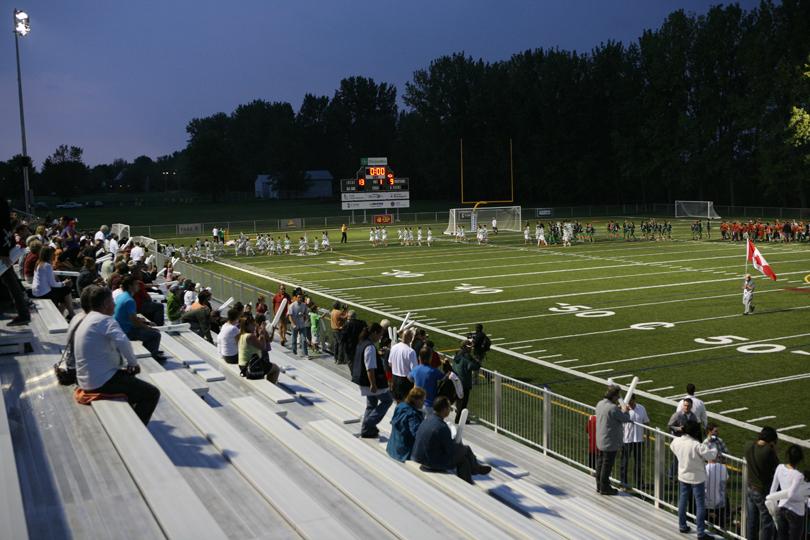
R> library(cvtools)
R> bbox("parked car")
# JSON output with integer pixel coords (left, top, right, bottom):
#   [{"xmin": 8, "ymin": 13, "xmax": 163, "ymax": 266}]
[
  {"xmin": 34, "ymin": 201, "xmax": 49, "ymax": 209},
  {"xmin": 55, "ymin": 201, "xmax": 83, "ymax": 209},
  {"xmin": 89, "ymin": 200, "xmax": 104, "ymax": 207}
]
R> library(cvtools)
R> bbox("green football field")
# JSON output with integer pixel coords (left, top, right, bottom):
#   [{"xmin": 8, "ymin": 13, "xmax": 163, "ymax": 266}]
[{"xmin": 162, "ymin": 218, "xmax": 810, "ymax": 453}]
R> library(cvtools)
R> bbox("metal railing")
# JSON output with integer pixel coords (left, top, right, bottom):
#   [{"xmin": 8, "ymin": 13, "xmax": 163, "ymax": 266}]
[{"xmin": 148, "ymin": 243, "xmax": 810, "ymax": 540}]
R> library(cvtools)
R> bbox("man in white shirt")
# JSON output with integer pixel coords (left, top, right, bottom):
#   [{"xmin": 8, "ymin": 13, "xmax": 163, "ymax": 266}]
[
  {"xmin": 670, "ymin": 421, "xmax": 718, "ymax": 537},
  {"xmin": 212, "ymin": 227, "xmax": 219, "ymax": 244},
  {"xmin": 108, "ymin": 234, "xmax": 119, "ymax": 257},
  {"xmin": 130, "ymin": 243, "xmax": 145, "ymax": 263},
  {"xmin": 388, "ymin": 329, "xmax": 417, "ymax": 402},
  {"xmin": 74, "ymin": 285, "xmax": 160, "ymax": 425},
  {"xmin": 93, "ymin": 225, "xmax": 107, "ymax": 243},
  {"xmin": 675, "ymin": 383, "xmax": 708, "ymax": 429},
  {"xmin": 217, "ymin": 308, "xmax": 240, "ymax": 364},
  {"xmin": 620, "ymin": 396, "xmax": 650, "ymax": 490}
]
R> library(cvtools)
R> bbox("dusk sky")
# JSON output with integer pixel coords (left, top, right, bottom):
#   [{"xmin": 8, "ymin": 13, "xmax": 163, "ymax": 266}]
[{"xmin": 1, "ymin": 0, "xmax": 760, "ymax": 167}]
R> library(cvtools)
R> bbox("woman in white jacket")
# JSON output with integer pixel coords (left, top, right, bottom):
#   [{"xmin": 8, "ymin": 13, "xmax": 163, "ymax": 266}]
[
  {"xmin": 31, "ymin": 246, "xmax": 75, "ymax": 318},
  {"xmin": 768, "ymin": 445, "xmax": 808, "ymax": 540},
  {"xmin": 670, "ymin": 420, "xmax": 718, "ymax": 538}
]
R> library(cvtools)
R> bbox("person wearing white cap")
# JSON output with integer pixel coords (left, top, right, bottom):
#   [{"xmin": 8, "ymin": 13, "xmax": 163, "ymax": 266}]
[{"xmin": 743, "ymin": 274, "xmax": 755, "ymax": 315}]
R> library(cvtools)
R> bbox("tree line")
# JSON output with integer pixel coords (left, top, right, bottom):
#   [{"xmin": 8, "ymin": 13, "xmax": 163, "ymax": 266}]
[{"xmin": 1, "ymin": 1, "xmax": 809, "ymax": 207}]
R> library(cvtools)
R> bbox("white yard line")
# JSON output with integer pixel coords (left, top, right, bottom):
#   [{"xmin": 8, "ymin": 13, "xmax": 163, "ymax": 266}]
[
  {"xmin": 746, "ymin": 416, "xmax": 777, "ymax": 423},
  {"xmin": 381, "ymin": 270, "xmax": 810, "ymax": 314},
  {"xmin": 648, "ymin": 386, "xmax": 674, "ymax": 392},
  {"xmin": 554, "ymin": 359, "xmax": 580, "ymax": 364},
  {"xmin": 524, "ymin": 349, "xmax": 547, "ymax": 355},
  {"xmin": 490, "ymin": 337, "xmax": 505, "ymax": 342},
  {"xmin": 610, "ymin": 374, "xmax": 635, "ymax": 381},
  {"xmin": 536, "ymin": 354, "xmax": 562, "ymax": 360},
  {"xmin": 572, "ymin": 331, "xmax": 810, "ymax": 371},
  {"xmin": 510, "ymin": 345, "xmax": 535, "ymax": 350},
  {"xmin": 719, "ymin": 407, "xmax": 749, "ymax": 415},
  {"xmin": 635, "ymin": 380, "xmax": 654, "ymax": 385},
  {"xmin": 588, "ymin": 369, "xmax": 614, "ymax": 375},
  {"xmin": 778, "ymin": 425, "xmax": 806, "ymax": 432},
  {"xmin": 682, "ymin": 372, "xmax": 810, "ymax": 397}
]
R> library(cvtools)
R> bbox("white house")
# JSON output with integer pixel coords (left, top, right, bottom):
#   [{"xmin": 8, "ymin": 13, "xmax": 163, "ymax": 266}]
[{"xmin": 254, "ymin": 170, "xmax": 333, "ymax": 199}]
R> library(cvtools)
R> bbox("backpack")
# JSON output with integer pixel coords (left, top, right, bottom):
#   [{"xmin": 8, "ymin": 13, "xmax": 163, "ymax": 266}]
[
  {"xmin": 436, "ymin": 376, "xmax": 457, "ymax": 404},
  {"xmin": 240, "ymin": 353, "xmax": 271, "ymax": 380},
  {"xmin": 479, "ymin": 334, "xmax": 491, "ymax": 352}
]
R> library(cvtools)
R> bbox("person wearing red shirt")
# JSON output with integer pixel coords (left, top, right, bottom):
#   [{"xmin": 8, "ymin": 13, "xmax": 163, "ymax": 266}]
[
  {"xmin": 272, "ymin": 284, "xmax": 291, "ymax": 346},
  {"xmin": 22, "ymin": 241, "xmax": 41, "ymax": 283},
  {"xmin": 255, "ymin": 295, "xmax": 268, "ymax": 315}
]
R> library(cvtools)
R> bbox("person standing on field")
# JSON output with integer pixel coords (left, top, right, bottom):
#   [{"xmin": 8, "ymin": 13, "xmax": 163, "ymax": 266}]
[
  {"xmin": 340, "ymin": 223, "xmax": 348, "ymax": 244},
  {"xmin": 491, "ymin": 217, "xmax": 498, "ymax": 235},
  {"xmin": 743, "ymin": 274, "xmax": 755, "ymax": 315}
]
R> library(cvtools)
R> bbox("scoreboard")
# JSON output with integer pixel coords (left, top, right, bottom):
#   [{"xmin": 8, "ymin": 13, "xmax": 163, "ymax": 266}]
[{"xmin": 340, "ymin": 158, "xmax": 410, "ymax": 209}]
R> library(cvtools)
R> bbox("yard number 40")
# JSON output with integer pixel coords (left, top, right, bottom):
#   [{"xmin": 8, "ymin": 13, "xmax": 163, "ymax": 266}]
[{"xmin": 548, "ymin": 303, "xmax": 615, "ymax": 318}]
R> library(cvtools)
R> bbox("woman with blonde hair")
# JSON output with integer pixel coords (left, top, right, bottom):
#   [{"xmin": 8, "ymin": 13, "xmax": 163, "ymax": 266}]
[
  {"xmin": 386, "ymin": 386, "xmax": 426, "ymax": 462},
  {"xmin": 32, "ymin": 245, "xmax": 75, "ymax": 318}
]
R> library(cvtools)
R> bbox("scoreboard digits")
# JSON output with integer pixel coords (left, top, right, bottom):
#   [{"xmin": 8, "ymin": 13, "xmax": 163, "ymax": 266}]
[{"xmin": 341, "ymin": 163, "xmax": 409, "ymax": 193}]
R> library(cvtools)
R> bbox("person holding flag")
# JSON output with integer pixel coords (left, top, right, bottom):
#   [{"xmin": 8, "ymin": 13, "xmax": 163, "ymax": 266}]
[
  {"xmin": 743, "ymin": 274, "xmax": 755, "ymax": 315},
  {"xmin": 744, "ymin": 239, "xmax": 777, "ymax": 315}
]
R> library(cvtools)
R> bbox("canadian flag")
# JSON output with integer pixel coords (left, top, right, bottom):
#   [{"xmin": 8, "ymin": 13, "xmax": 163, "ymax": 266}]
[{"xmin": 747, "ymin": 239, "xmax": 777, "ymax": 280}]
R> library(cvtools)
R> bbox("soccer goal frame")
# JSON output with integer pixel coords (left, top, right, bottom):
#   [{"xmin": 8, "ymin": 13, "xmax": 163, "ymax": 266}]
[
  {"xmin": 674, "ymin": 201, "xmax": 721, "ymax": 220},
  {"xmin": 111, "ymin": 223, "xmax": 131, "ymax": 240},
  {"xmin": 444, "ymin": 206, "xmax": 522, "ymax": 235}
]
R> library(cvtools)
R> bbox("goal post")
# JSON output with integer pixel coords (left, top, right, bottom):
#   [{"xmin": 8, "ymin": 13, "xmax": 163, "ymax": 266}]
[
  {"xmin": 674, "ymin": 201, "xmax": 721, "ymax": 220},
  {"xmin": 111, "ymin": 223, "xmax": 131, "ymax": 240},
  {"xmin": 444, "ymin": 206, "xmax": 522, "ymax": 235}
]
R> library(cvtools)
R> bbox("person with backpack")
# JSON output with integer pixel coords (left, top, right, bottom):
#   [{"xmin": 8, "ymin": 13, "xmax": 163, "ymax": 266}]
[
  {"xmin": 452, "ymin": 340, "xmax": 480, "ymax": 424},
  {"xmin": 352, "ymin": 322, "xmax": 392, "ymax": 438},
  {"xmin": 436, "ymin": 360, "xmax": 464, "ymax": 406},
  {"xmin": 470, "ymin": 324, "xmax": 491, "ymax": 364}
]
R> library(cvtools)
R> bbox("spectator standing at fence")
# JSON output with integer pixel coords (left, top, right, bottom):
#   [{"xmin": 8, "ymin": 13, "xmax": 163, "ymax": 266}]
[
  {"xmin": 218, "ymin": 308, "xmax": 241, "ymax": 364},
  {"xmin": 340, "ymin": 223, "xmax": 348, "ymax": 243},
  {"xmin": 289, "ymin": 293, "xmax": 310, "ymax": 358},
  {"xmin": 255, "ymin": 295, "xmax": 268, "ymax": 315},
  {"xmin": 620, "ymin": 396, "xmax": 649, "ymax": 490},
  {"xmin": 308, "ymin": 300, "xmax": 320, "ymax": 353},
  {"xmin": 340, "ymin": 311, "xmax": 365, "ymax": 365},
  {"xmin": 676, "ymin": 383, "xmax": 708, "ymax": 429},
  {"xmin": 705, "ymin": 451, "xmax": 729, "ymax": 530},
  {"xmin": 352, "ymin": 322, "xmax": 392, "ymax": 439},
  {"xmin": 74, "ymin": 286, "xmax": 160, "ymax": 425},
  {"xmin": 746, "ymin": 427, "xmax": 780, "ymax": 540},
  {"xmin": 668, "ymin": 398, "xmax": 698, "ymax": 437},
  {"xmin": 330, "ymin": 302, "xmax": 347, "ymax": 362},
  {"xmin": 670, "ymin": 420, "xmax": 718, "ymax": 538},
  {"xmin": 272, "ymin": 284, "xmax": 291, "ymax": 347},
  {"xmin": 386, "ymin": 387, "xmax": 426, "ymax": 462},
  {"xmin": 389, "ymin": 329, "xmax": 417, "ymax": 402},
  {"xmin": 470, "ymin": 324, "xmax": 491, "ymax": 364},
  {"xmin": 769, "ymin": 445, "xmax": 806, "ymax": 540},
  {"xmin": 411, "ymin": 397, "xmax": 491, "ymax": 484},
  {"xmin": 703, "ymin": 423, "xmax": 728, "ymax": 461},
  {"xmin": 114, "ymin": 276, "xmax": 165, "ymax": 362},
  {"xmin": 32, "ymin": 246, "xmax": 76, "ymax": 319},
  {"xmin": 595, "ymin": 386, "xmax": 631, "ymax": 495},
  {"xmin": 452, "ymin": 339, "xmax": 480, "ymax": 424},
  {"xmin": 410, "ymin": 347, "xmax": 444, "ymax": 408}
]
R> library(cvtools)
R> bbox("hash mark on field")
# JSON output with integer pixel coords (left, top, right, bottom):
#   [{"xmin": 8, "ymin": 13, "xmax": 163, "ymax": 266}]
[
  {"xmin": 648, "ymin": 386, "xmax": 674, "ymax": 392},
  {"xmin": 536, "ymin": 354, "xmax": 562, "ymax": 359},
  {"xmin": 610, "ymin": 374, "xmax": 635, "ymax": 380},
  {"xmin": 634, "ymin": 380, "xmax": 654, "ymax": 385},
  {"xmin": 555, "ymin": 359, "xmax": 579, "ymax": 364},
  {"xmin": 704, "ymin": 400, "xmax": 723, "ymax": 405},
  {"xmin": 588, "ymin": 369, "xmax": 614, "ymax": 375},
  {"xmin": 511, "ymin": 345, "xmax": 535, "ymax": 351},
  {"xmin": 490, "ymin": 337, "xmax": 505, "ymax": 342},
  {"xmin": 525, "ymin": 349, "xmax": 547, "ymax": 355},
  {"xmin": 719, "ymin": 407, "xmax": 749, "ymax": 415},
  {"xmin": 792, "ymin": 350, "xmax": 810, "ymax": 356},
  {"xmin": 746, "ymin": 416, "xmax": 777, "ymax": 423},
  {"xmin": 778, "ymin": 425, "xmax": 806, "ymax": 432}
]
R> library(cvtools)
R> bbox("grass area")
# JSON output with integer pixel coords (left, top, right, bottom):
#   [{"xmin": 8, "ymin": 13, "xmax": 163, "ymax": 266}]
[{"xmin": 184, "ymin": 218, "xmax": 810, "ymax": 458}]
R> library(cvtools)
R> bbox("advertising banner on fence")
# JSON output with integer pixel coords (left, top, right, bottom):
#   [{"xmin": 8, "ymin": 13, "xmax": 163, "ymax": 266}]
[
  {"xmin": 341, "ymin": 200, "xmax": 410, "ymax": 210},
  {"xmin": 279, "ymin": 218, "xmax": 303, "ymax": 229},
  {"xmin": 177, "ymin": 223, "xmax": 202, "ymax": 235},
  {"xmin": 535, "ymin": 208, "xmax": 553, "ymax": 217},
  {"xmin": 373, "ymin": 214, "xmax": 393, "ymax": 224}
]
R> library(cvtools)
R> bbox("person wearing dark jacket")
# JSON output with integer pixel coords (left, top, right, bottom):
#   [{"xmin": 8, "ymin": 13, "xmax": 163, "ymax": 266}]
[
  {"xmin": 340, "ymin": 311, "xmax": 365, "ymax": 365},
  {"xmin": 0, "ymin": 197, "xmax": 29, "ymax": 325},
  {"xmin": 77, "ymin": 256, "xmax": 102, "ymax": 292},
  {"xmin": 353, "ymin": 322, "xmax": 391, "ymax": 439},
  {"xmin": 745, "ymin": 426, "xmax": 780, "ymax": 540},
  {"xmin": 411, "ymin": 397, "xmax": 491, "ymax": 484},
  {"xmin": 386, "ymin": 387, "xmax": 426, "ymax": 462},
  {"xmin": 595, "ymin": 386, "xmax": 631, "ymax": 495},
  {"xmin": 452, "ymin": 339, "xmax": 480, "ymax": 424}
]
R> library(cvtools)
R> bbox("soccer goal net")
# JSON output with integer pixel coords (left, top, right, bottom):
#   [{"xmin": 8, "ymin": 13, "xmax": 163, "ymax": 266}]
[
  {"xmin": 674, "ymin": 201, "xmax": 721, "ymax": 219},
  {"xmin": 444, "ymin": 206, "xmax": 522, "ymax": 235},
  {"xmin": 111, "ymin": 223, "xmax": 131, "ymax": 240}
]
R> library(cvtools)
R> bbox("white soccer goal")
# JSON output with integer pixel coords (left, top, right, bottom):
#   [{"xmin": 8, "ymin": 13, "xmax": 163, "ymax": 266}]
[
  {"xmin": 444, "ymin": 206, "xmax": 522, "ymax": 235},
  {"xmin": 111, "ymin": 223, "xmax": 131, "ymax": 240},
  {"xmin": 674, "ymin": 201, "xmax": 721, "ymax": 220}
]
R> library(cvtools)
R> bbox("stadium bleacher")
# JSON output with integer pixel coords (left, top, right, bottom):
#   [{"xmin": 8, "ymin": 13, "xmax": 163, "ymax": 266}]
[{"xmin": 0, "ymin": 260, "xmax": 693, "ymax": 540}]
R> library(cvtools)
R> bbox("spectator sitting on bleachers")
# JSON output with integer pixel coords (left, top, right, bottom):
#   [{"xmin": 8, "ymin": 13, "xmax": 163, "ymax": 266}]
[
  {"xmin": 109, "ymin": 261, "xmax": 129, "ymax": 294},
  {"xmin": 22, "ymin": 239, "xmax": 41, "ymax": 283},
  {"xmin": 409, "ymin": 347, "xmax": 444, "ymax": 408},
  {"xmin": 114, "ymin": 275, "xmax": 165, "ymax": 362},
  {"xmin": 94, "ymin": 225, "xmax": 108, "ymax": 244},
  {"xmin": 218, "ymin": 308, "xmax": 241, "ymax": 364},
  {"xmin": 75, "ymin": 285, "xmax": 160, "ymax": 425},
  {"xmin": 411, "ymin": 396, "xmax": 491, "ymax": 484},
  {"xmin": 32, "ymin": 246, "xmax": 75, "ymax": 319},
  {"xmin": 182, "ymin": 280, "xmax": 197, "ymax": 310},
  {"xmin": 237, "ymin": 314, "xmax": 280, "ymax": 382},
  {"xmin": 77, "ymin": 256, "xmax": 102, "ymax": 292},
  {"xmin": 166, "ymin": 284, "xmax": 183, "ymax": 323},
  {"xmin": 386, "ymin": 386, "xmax": 426, "ymax": 462},
  {"xmin": 99, "ymin": 255, "xmax": 115, "ymax": 283},
  {"xmin": 131, "ymin": 267, "xmax": 163, "ymax": 325},
  {"xmin": 181, "ymin": 290, "xmax": 213, "ymax": 342},
  {"xmin": 130, "ymin": 242, "xmax": 145, "ymax": 263}
]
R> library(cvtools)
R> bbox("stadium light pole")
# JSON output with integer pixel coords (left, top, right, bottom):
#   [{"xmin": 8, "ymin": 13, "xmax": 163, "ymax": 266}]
[{"xmin": 13, "ymin": 8, "xmax": 32, "ymax": 215}]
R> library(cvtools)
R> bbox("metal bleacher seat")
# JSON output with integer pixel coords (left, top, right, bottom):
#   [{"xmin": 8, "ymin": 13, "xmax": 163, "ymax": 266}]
[
  {"xmin": 0, "ymin": 386, "xmax": 29, "ymax": 540},
  {"xmin": 31, "ymin": 299, "xmax": 69, "ymax": 334}
]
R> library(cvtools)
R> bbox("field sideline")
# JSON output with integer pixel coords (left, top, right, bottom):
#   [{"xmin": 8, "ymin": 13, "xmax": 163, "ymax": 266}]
[{"xmin": 178, "ymin": 218, "xmax": 809, "ymax": 453}]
